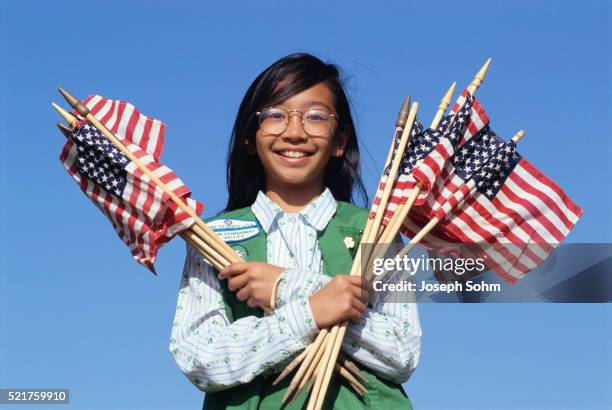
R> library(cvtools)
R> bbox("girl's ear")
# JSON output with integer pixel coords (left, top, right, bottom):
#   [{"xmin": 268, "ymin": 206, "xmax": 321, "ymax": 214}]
[{"xmin": 332, "ymin": 129, "xmax": 348, "ymax": 157}]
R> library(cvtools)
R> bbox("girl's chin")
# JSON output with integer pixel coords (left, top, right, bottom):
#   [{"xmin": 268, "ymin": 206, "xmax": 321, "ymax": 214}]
[{"xmin": 268, "ymin": 169, "xmax": 321, "ymax": 188}]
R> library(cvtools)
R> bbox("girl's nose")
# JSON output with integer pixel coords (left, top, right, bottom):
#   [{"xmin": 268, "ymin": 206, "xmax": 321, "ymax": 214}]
[{"xmin": 282, "ymin": 113, "xmax": 308, "ymax": 141}]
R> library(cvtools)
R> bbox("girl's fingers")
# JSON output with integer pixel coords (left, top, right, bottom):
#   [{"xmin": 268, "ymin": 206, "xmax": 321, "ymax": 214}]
[
  {"xmin": 350, "ymin": 307, "xmax": 364, "ymax": 321},
  {"xmin": 350, "ymin": 297, "xmax": 366, "ymax": 314},
  {"xmin": 236, "ymin": 285, "xmax": 251, "ymax": 302},
  {"xmin": 218, "ymin": 262, "xmax": 249, "ymax": 279},
  {"xmin": 349, "ymin": 282, "xmax": 370, "ymax": 304},
  {"xmin": 228, "ymin": 273, "xmax": 250, "ymax": 292},
  {"xmin": 346, "ymin": 276, "xmax": 373, "ymax": 292}
]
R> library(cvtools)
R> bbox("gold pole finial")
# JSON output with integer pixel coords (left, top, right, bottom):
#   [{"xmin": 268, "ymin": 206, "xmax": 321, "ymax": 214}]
[
  {"xmin": 395, "ymin": 96, "xmax": 411, "ymax": 129},
  {"xmin": 438, "ymin": 81, "xmax": 456, "ymax": 111},
  {"xmin": 51, "ymin": 102, "xmax": 78, "ymax": 127},
  {"xmin": 511, "ymin": 129, "xmax": 525, "ymax": 143},
  {"xmin": 467, "ymin": 58, "xmax": 492, "ymax": 95},
  {"xmin": 58, "ymin": 87, "xmax": 90, "ymax": 116}
]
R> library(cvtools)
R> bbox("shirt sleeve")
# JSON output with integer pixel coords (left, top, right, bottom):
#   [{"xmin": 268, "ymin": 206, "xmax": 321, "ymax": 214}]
[
  {"xmin": 275, "ymin": 252, "xmax": 422, "ymax": 384},
  {"xmin": 169, "ymin": 245, "xmax": 318, "ymax": 393}
]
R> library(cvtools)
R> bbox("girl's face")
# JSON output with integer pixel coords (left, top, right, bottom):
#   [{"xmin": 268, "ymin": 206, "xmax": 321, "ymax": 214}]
[{"xmin": 255, "ymin": 82, "xmax": 346, "ymax": 192}]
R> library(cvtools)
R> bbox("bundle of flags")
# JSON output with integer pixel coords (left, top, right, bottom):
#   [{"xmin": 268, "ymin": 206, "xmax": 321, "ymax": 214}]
[
  {"xmin": 59, "ymin": 96, "xmax": 204, "ymax": 272},
  {"xmin": 375, "ymin": 89, "xmax": 583, "ymax": 283}
]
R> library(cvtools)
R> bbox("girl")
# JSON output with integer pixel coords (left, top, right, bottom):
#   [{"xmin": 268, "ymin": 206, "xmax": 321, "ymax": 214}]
[{"xmin": 170, "ymin": 53, "xmax": 422, "ymax": 409}]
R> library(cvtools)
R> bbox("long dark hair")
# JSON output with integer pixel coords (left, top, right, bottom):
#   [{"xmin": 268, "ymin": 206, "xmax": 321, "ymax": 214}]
[{"xmin": 225, "ymin": 53, "xmax": 368, "ymax": 211}]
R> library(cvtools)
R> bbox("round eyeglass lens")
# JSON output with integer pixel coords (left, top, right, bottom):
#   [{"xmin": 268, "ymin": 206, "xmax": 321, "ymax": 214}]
[
  {"xmin": 302, "ymin": 109, "xmax": 333, "ymax": 136},
  {"xmin": 258, "ymin": 108, "xmax": 288, "ymax": 135}
]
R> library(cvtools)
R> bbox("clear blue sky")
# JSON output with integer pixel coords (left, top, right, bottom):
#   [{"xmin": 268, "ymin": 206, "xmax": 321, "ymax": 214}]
[{"xmin": 1, "ymin": 1, "xmax": 610, "ymax": 409}]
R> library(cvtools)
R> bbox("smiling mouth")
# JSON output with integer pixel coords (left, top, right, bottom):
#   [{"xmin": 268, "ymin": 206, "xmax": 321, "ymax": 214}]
[{"xmin": 276, "ymin": 150, "xmax": 314, "ymax": 159}]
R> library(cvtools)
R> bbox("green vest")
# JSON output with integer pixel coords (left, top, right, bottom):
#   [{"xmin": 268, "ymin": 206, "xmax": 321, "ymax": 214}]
[{"xmin": 202, "ymin": 201, "xmax": 413, "ymax": 410}]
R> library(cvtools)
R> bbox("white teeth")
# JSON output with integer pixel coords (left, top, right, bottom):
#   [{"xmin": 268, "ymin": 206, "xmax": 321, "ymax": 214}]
[{"xmin": 280, "ymin": 151, "xmax": 307, "ymax": 158}]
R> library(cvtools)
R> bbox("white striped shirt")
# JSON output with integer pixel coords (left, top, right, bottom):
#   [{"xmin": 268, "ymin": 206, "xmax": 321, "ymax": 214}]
[{"xmin": 170, "ymin": 189, "xmax": 422, "ymax": 392}]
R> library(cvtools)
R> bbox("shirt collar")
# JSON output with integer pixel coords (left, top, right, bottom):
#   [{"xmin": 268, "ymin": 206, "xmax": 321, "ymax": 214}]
[{"xmin": 251, "ymin": 188, "xmax": 337, "ymax": 233}]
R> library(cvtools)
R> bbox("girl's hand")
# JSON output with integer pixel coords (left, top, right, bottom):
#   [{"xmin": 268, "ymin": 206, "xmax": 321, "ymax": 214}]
[
  {"xmin": 218, "ymin": 262, "xmax": 284, "ymax": 310},
  {"xmin": 308, "ymin": 275, "xmax": 371, "ymax": 329}
]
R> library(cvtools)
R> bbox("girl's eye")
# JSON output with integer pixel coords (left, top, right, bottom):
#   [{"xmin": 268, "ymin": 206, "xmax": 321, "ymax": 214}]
[
  {"xmin": 263, "ymin": 110, "xmax": 287, "ymax": 120},
  {"xmin": 305, "ymin": 111, "xmax": 329, "ymax": 121}
]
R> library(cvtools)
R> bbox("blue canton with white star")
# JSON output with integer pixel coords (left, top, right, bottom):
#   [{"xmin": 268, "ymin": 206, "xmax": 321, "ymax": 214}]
[
  {"xmin": 398, "ymin": 94, "xmax": 474, "ymax": 176},
  {"xmin": 452, "ymin": 124, "xmax": 522, "ymax": 199},
  {"xmin": 72, "ymin": 123, "xmax": 129, "ymax": 197}
]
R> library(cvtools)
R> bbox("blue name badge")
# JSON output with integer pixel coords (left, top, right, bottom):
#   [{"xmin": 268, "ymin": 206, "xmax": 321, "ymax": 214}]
[{"xmin": 206, "ymin": 218, "xmax": 261, "ymax": 243}]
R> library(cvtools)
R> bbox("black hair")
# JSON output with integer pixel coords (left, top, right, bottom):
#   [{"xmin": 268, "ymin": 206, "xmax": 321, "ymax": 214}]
[{"xmin": 225, "ymin": 53, "xmax": 368, "ymax": 211}]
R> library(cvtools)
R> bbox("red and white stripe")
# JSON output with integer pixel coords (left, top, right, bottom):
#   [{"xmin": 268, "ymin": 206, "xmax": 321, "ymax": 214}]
[
  {"xmin": 403, "ymin": 158, "xmax": 582, "ymax": 283},
  {"xmin": 78, "ymin": 95, "xmax": 165, "ymax": 161},
  {"xmin": 61, "ymin": 97, "xmax": 203, "ymax": 272},
  {"xmin": 411, "ymin": 93, "xmax": 490, "ymax": 204}
]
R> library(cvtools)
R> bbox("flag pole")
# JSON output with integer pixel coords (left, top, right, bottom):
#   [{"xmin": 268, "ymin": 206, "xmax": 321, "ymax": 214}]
[
  {"xmin": 55, "ymin": 88, "xmax": 242, "ymax": 266},
  {"xmin": 309, "ymin": 104, "xmax": 420, "ymax": 410},
  {"xmin": 395, "ymin": 129, "xmax": 526, "ymax": 260}
]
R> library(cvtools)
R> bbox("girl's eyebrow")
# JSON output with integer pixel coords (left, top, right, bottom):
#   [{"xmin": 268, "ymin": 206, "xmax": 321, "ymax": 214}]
[
  {"xmin": 302, "ymin": 100, "xmax": 332, "ymax": 110},
  {"xmin": 278, "ymin": 100, "xmax": 333, "ymax": 111}
]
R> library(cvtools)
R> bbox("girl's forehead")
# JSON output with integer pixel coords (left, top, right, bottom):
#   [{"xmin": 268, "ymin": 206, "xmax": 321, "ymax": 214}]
[{"xmin": 274, "ymin": 83, "xmax": 335, "ymax": 112}]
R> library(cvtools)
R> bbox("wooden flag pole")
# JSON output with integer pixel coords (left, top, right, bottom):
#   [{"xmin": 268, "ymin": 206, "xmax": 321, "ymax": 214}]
[
  {"xmin": 55, "ymin": 88, "xmax": 241, "ymax": 266},
  {"xmin": 309, "ymin": 104, "xmax": 420, "ymax": 410},
  {"xmin": 279, "ymin": 329, "xmax": 328, "ymax": 401},
  {"xmin": 287, "ymin": 331, "xmax": 329, "ymax": 403},
  {"xmin": 180, "ymin": 230, "xmax": 229, "ymax": 270},
  {"xmin": 394, "ymin": 129, "xmax": 526, "ymax": 261}
]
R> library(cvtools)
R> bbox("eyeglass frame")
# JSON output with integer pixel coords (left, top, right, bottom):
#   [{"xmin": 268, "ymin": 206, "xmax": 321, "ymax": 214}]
[{"xmin": 255, "ymin": 107, "xmax": 339, "ymax": 137}]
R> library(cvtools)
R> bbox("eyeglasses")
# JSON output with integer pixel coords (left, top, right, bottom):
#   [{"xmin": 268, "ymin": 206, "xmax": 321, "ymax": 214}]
[{"xmin": 256, "ymin": 107, "xmax": 338, "ymax": 137}]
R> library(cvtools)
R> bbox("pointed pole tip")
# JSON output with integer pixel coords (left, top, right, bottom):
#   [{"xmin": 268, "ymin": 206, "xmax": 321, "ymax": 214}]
[
  {"xmin": 57, "ymin": 87, "xmax": 90, "ymax": 116},
  {"xmin": 395, "ymin": 95, "xmax": 412, "ymax": 129},
  {"xmin": 51, "ymin": 102, "xmax": 78, "ymax": 125},
  {"xmin": 444, "ymin": 82, "xmax": 456, "ymax": 100},
  {"xmin": 56, "ymin": 122, "xmax": 73, "ymax": 139}
]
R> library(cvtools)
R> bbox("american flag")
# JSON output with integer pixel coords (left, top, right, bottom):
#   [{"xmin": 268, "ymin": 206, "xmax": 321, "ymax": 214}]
[
  {"xmin": 60, "ymin": 96, "xmax": 203, "ymax": 272},
  {"xmin": 409, "ymin": 94, "xmax": 475, "ymax": 203},
  {"xmin": 403, "ymin": 125, "xmax": 583, "ymax": 283},
  {"xmin": 371, "ymin": 93, "xmax": 485, "ymax": 227},
  {"xmin": 450, "ymin": 89, "xmax": 490, "ymax": 142}
]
